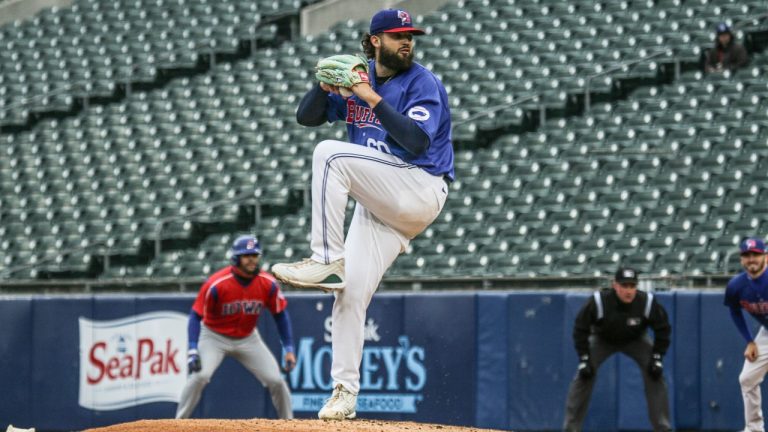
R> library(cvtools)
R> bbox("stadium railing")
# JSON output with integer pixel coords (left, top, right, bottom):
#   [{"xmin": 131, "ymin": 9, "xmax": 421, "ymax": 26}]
[
  {"xmin": 0, "ymin": 238, "xmax": 107, "ymax": 279},
  {"xmin": 152, "ymin": 189, "xmax": 261, "ymax": 257},
  {"xmin": 584, "ymin": 49, "xmax": 669, "ymax": 112}
]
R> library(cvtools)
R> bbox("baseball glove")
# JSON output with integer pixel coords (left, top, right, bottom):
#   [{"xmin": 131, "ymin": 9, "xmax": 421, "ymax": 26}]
[{"xmin": 315, "ymin": 54, "xmax": 370, "ymax": 90}]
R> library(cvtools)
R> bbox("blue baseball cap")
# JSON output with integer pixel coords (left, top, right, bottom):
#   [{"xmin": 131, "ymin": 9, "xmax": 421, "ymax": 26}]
[
  {"xmin": 716, "ymin": 22, "xmax": 731, "ymax": 34},
  {"xmin": 740, "ymin": 237, "xmax": 766, "ymax": 255},
  {"xmin": 370, "ymin": 9, "xmax": 425, "ymax": 35}
]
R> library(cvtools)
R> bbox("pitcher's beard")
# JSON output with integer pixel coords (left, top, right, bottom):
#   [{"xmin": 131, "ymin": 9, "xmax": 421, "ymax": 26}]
[{"xmin": 379, "ymin": 46, "xmax": 414, "ymax": 72}]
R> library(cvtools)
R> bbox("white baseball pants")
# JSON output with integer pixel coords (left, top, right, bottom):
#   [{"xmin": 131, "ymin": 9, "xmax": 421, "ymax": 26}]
[
  {"xmin": 740, "ymin": 326, "xmax": 768, "ymax": 432},
  {"xmin": 175, "ymin": 324, "xmax": 293, "ymax": 419},
  {"xmin": 310, "ymin": 140, "xmax": 448, "ymax": 394}
]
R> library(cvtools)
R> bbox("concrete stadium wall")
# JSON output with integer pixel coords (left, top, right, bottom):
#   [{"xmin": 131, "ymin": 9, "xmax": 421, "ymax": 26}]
[
  {"xmin": 300, "ymin": 0, "xmax": 452, "ymax": 37},
  {"xmin": 0, "ymin": 291, "xmax": 757, "ymax": 431},
  {"xmin": 0, "ymin": 0, "xmax": 73, "ymax": 27}
]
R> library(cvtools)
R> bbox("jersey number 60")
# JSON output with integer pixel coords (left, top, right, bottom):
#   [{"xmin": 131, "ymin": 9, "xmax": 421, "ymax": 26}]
[{"xmin": 366, "ymin": 138, "xmax": 392, "ymax": 155}]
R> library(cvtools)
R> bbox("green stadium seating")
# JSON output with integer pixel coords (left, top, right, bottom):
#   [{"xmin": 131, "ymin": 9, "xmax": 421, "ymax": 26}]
[{"xmin": 2, "ymin": 0, "xmax": 768, "ymax": 281}]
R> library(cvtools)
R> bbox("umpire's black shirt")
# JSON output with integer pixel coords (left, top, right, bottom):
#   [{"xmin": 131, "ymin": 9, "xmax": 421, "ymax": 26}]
[{"xmin": 573, "ymin": 288, "xmax": 671, "ymax": 357}]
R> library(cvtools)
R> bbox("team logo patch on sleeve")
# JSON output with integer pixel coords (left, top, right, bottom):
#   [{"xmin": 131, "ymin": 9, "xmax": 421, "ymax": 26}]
[{"xmin": 407, "ymin": 106, "xmax": 430, "ymax": 121}]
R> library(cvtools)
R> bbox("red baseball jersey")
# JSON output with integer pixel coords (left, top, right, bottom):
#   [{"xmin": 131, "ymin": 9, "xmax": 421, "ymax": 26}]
[{"xmin": 192, "ymin": 266, "xmax": 288, "ymax": 338}]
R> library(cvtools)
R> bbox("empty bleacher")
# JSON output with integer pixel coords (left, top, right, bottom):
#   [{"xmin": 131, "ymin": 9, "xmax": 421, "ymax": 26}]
[{"xmin": 1, "ymin": 0, "xmax": 767, "ymax": 286}]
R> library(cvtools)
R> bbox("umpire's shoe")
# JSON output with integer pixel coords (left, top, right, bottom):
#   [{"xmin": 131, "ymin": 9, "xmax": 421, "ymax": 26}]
[
  {"xmin": 272, "ymin": 258, "xmax": 345, "ymax": 291},
  {"xmin": 318, "ymin": 384, "xmax": 357, "ymax": 420}
]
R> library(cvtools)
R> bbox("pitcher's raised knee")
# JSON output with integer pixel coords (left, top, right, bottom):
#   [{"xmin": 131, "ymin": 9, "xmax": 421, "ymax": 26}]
[{"xmin": 313, "ymin": 140, "xmax": 345, "ymax": 165}]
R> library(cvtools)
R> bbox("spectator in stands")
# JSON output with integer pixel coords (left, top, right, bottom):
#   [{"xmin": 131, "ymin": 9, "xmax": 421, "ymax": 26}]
[
  {"xmin": 705, "ymin": 22, "xmax": 749, "ymax": 74},
  {"xmin": 562, "ymin": 267, "xmax": 672, "ymax": 432}
]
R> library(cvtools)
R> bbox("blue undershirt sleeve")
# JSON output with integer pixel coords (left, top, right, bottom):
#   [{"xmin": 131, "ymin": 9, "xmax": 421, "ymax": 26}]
[
  {"xmin": 273, "ymin": 310, "xmax": 295, "ymax": 354},
  {"xmin": 373, "ymin": 100, "xmax": 430, "ymax": 156},
  {"xmin": 296, "ymin": 83, "xmax": 330, "ymax": 127},
  {"xmin": 729, "ymin": 305, "xmax": 754, "ymax": 343},
  {"xmin": 188, "ymin": 310, "xmax": 202, "ymax": 350}
]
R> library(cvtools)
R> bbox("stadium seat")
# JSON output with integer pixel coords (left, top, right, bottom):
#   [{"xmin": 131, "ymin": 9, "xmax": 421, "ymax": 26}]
[{"xmin": 4, "ymin": 0, "xmax": 768, "ymax": 281}]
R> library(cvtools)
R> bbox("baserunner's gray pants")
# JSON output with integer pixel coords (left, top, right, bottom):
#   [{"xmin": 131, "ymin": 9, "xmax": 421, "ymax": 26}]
[{"xmin": 175, "ymin": 324, "xmax": 293, "ymax": 419}]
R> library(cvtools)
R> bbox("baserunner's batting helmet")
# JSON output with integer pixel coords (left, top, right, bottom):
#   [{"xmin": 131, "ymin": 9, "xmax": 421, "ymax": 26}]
[{"xmin": 230, "ymin": 235, "xmax": 262, "ymax": 265}]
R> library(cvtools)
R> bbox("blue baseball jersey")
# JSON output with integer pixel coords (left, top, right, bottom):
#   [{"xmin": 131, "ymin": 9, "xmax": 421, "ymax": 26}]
[
  {"xmin": 325, "ymin": 60, "xmax": 455, "ymax": 181},
  {"xmin": 724, "ymin": 271, "xmax": 768, "ymax": 330}
]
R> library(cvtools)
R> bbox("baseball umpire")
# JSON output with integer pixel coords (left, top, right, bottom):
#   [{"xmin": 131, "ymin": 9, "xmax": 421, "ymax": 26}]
[
  {"xmin": 175, "ymin": 235, "xmax": 296, "ymax": 419},
  {"xmin": 272, "ymin": 8, "xmax": 453, "ymax": 421},
  {"xmin": 724, "ymin": 237, "xmax": 768, "ymax": 432},
  {"xmin": 563, "ymin": 267, "xmax": 672, "ymax": 431}
]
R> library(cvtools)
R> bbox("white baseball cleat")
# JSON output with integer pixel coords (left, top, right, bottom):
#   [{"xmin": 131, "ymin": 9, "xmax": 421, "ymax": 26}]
[
  {"xmin": 318, "ymin": 384, "xmax": 357, "ymax": 420},
  {"xmin": 272, "ymin": 258, "xmax": 345, "ymax": 291}
]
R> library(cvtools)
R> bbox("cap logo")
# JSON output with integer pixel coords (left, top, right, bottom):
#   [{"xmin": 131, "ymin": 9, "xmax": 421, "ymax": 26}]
[
  {"xmin": 397, "ymin": 10, "xmax": 411, "ymax": 25},
  {"xmin": 246, "ymin": 240, "xmax": 255, "ymax": 249},
  {"xmin": 623, "ymin": 269, "xmax": 635, "ymax": 279},
  {"xmin": 747, "ymin": 239, "xmax": 756, "ymax": 249}
]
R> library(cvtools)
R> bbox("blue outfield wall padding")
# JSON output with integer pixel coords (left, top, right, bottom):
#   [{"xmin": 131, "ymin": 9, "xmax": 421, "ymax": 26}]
[
  {"xmin": 31, "ymin": 295, "xmax": 96, "ymax": 431},
  {"xmin": 475, "ymin": 293, "xmax": 509, "ymax": 429},
  {"xmin": 404, "ymin": 293, "xmax": 477, "ymax": 427},
  {"xmin": 9, "ymin": 290, "xmax": 768, "ymax": 431},
  {"xmin": 674, "ymin": 291, "xmax": 701, "ymax": 429},
  {"xmin": 507, "ymin": 292, "xmax": 568, "ymax": 430},
  {"xmin": 617, "ymin": 354, "xmax": 647, "ymax": 430},
  {"xmin": 0, "ymin": 297, "xmax": 34, "ymax": 428}
]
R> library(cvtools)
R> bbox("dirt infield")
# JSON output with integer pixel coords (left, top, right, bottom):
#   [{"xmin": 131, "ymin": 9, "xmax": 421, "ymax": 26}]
[{"xmin": 83, "ymin": 418, "xmax": 507, "ymax": 432}]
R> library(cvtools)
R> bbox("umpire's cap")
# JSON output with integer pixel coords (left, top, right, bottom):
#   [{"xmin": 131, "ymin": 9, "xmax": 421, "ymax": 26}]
[
  {"xmin": 370, "ymin": 9, "xmax": 425, "ymax": 35},
  {"xmin": 614, "ymin": 267, "xmax": 639, "ymax": 284},
  {"xmin": 740, "ymin": 237, "xmax": 766, "ymax": 255}
]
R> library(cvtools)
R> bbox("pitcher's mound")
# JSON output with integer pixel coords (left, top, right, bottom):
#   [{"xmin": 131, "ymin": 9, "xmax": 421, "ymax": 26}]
[{"xmin": 84, "ymin": 418, "xmax": 507, "ymax": 432}]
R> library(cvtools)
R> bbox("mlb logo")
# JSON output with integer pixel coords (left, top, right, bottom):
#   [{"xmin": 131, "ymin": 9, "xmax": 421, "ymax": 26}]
[
  {"xmin": 247, "ymin": 240, "xmax": 255, "ymax": 249},
  {"xmin": 747, "ymin": 239, "xmax": 756, "ymax": 249},
  {"xmin": 622, "ymin": 269, "xmax": 635, "ymax": 279},
  {"xmin": 397, "ymin": 10, "xmax": 411, "ymax": 25}
]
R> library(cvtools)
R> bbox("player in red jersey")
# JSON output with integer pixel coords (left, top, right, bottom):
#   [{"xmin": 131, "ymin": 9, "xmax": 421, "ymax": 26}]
[{"xmin": 175, "ymin": 235, "xmax": 296, "ymax": 419}]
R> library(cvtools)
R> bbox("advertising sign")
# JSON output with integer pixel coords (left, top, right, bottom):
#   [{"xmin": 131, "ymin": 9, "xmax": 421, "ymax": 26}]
[{"xmin": 78, "ymin": 311, "xmax": 188, "ymax": 411}]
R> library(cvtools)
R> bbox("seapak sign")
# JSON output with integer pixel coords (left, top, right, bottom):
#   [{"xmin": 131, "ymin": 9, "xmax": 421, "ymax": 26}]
[{"xmin": 78, "ymin": 311, "xmax": 187, "ymax": 411}]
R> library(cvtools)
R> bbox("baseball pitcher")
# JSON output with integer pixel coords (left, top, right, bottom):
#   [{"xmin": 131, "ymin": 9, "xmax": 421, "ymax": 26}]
[
  {"xmin": 272, "ymin": 8, "xmax": 453, "ymax": 420},
  {"xmin": 175, "ymin": 235, "xmax": 295, "ymax": 419}
]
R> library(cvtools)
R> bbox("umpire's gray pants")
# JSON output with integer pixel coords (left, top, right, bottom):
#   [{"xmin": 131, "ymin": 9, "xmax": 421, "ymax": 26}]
[
  {"xmin": 562, "ymin": 335, "xmax": 671, "ymax": 432},
  {"xmin": 175, "ymin": 324, "xmax": 293, "ymax": 419}
]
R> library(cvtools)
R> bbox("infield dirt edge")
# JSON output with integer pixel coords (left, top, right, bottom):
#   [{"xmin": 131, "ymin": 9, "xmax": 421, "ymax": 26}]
[{"xmin": 82, "ymin": 418, "xmax": 509, "ymax": 432}]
